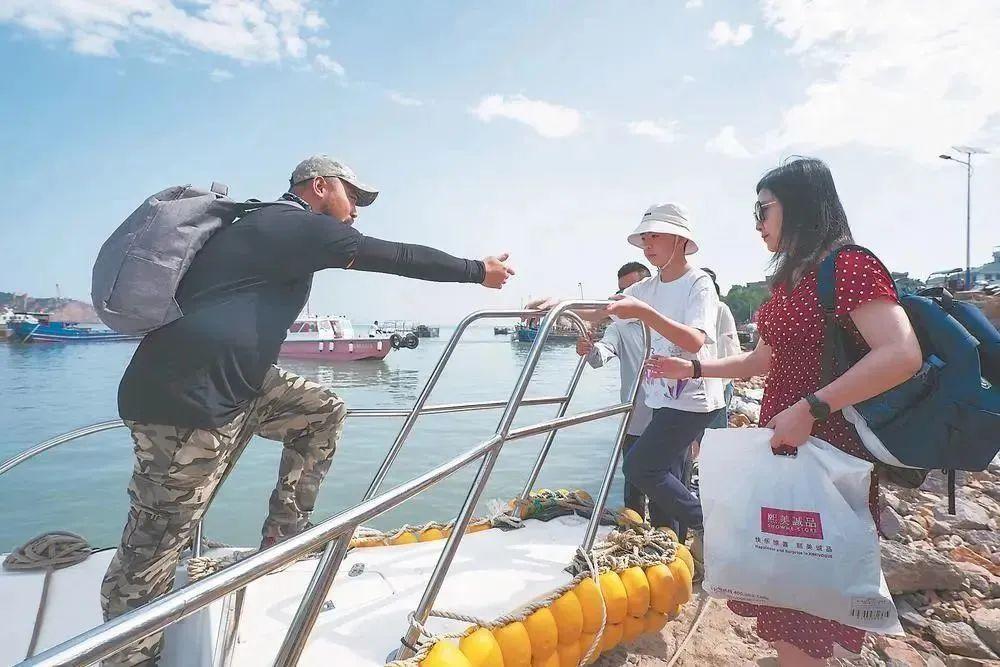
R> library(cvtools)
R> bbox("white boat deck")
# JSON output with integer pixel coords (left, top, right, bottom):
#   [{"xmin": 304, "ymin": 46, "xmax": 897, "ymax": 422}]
[{"xmin": 1, "ymin": 516, "xmax": 609, "ymax": 666}]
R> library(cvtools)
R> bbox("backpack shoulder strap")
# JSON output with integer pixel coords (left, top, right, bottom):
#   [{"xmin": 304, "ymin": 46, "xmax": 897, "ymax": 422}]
[
  {"xmin": 817, "ymin": 245, "xmax": 856, "ymax": 384},
  {"xmin": 817, "ymin": 243, "xmax": 898, "ymax": 385},
  {"xmin": 816, "ymin": 244, "xmax": 882, "ymax": 313},
  {"xmin": 233, "ymin": 199, "xmax": 304, "ymax": 217}
]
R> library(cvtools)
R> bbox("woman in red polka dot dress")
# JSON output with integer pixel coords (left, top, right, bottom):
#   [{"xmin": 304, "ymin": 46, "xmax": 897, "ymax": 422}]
[{"xmin": 646, "ymin": 158, "xmax": 922, "ymax": 665}]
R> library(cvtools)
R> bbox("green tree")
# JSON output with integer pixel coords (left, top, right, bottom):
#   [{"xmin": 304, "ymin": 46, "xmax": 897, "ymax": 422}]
[{"xmin": 723, "ymin": 282, "xmax": 771, "ymax": 323}]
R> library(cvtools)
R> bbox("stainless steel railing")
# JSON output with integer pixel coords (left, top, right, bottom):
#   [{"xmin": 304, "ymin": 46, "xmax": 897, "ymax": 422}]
[
  {"xmin": 0, "ymin": 397, "xmax": 572, "ymax": 476},
  {"xmin": 10, "ymin": 301, "xmax": 649, "ymax": 667}
]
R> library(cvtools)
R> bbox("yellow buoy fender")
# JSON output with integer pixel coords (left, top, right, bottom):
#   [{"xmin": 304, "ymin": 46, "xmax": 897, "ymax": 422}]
[
  {"xmin": 421, "ymin": 640, "xmax": 474, "ymax": 667},
  {"xmin": 420, "ymin": 528, "xmax": 445, "ymax": 542},
  {"xmin": 574, "ymin": 578, "xmax": 605, "ymax": 634},
  {"xmin": 619, "ymin": 566, "xmax": 650, "ymax": 618},
  {"xmin": 523, "ymin": 607, "xmax": 559, "ymax": 659},
  {"xmin": 675, "ymin": 543, "xmax": 695, "ymax": 575},
  {"xmin": 644, "ymin": 564, "xmax": 677, "ymax": 614},
  {"xmin": 390, "ymin": 531, "xmax": 418, "ymax": 545},
  {"xmin": 493, "ymin": 622, "xmax": 532, "ymax": 667},
  {"xmin": 644, "ymin": 610, "xmax": 669, "ymax": 633},
  {"xmin": 549, "ymin": 590, "xmax": 583, "ymax": 645},
  {"xmin": 458, "ymin": 628, "xmax": 504, "ymax": 667},
  {"xmin": 556, "ymin": 641, "xmax": 581, "ymax": 667},
  {"xmin": 621, "ymin": 614, "xmax": 645, "ymax": 643},
  {"xmin": 599, "ymin": 622, "xmax": 623, "ymax": 653},
  {"xmin": 598, "ymin": 571, "xmax": 628, "ymax": 625},
  {"xmin": 667, "ymin": 559, "xmax": 693, "ymax": 606}
]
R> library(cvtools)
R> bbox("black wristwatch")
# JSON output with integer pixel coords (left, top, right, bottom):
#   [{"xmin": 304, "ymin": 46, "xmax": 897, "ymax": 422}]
[{"xmin": 804, "ymin": 393, "xmax": 831, "ymax": 421}]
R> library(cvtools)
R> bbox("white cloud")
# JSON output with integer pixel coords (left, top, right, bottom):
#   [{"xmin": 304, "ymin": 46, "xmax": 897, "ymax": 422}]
[
  {"xmin": 709, "ymin": 21, "xmax": 754, "ymax": 47},
  {"xmin": 0, "ymin": 0, "xmax": 327, "ymax": 63},
  {"xmin": 685, "ymin": 0, "xmax": 704, "ymax": 8},
  {"xmin": 682, "ymin": 74, "xmax": 696, "ymax": 84},
  {"xmin": 210, "ymin": 68, "xmax": 233, "ymax": 82},
  {"xmin": 706, "ymin": 125, "xmax": 752, "ymax": 158},
  {"xmin": 314, "ymin": 54, "xmax": 344, "ymax": 76},
  {"xmin": 387, "ymin": 91, "xmax": 423, "ymax": 107},
  {"xmin": 471, "ymin": 94, "xmax": 582, "ymax": 138},
  {"xmin": 628, "ymin": 120, "xmax": 679, "ymax": 144},
  {"xmin": 72, "ymin": 32, "xmax": 116, "ymax": 56},
  {"xmin": 762, "ymin": 0, "xmax": 1000, "ymax": 162}
]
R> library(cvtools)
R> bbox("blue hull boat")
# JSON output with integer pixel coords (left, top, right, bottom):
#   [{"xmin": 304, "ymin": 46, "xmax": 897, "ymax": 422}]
[
  {"xmin": 512, "ymin": 324, "xmax": 578, "ymax": 343},
  {"xmin": 10, "ymin": 316, "xmax": 141, "ymax": 343}
]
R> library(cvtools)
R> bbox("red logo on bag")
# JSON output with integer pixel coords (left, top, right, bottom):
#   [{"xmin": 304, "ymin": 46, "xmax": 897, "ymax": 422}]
[{"xmin": 760, "ymin": 508, "xmax": 824, "ymax": 540}]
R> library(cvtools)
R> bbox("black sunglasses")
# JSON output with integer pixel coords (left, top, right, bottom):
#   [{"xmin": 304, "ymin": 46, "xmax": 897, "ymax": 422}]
[{"xmin": 754, "ymin": 200, "xmax": 778, "ymax": 223}]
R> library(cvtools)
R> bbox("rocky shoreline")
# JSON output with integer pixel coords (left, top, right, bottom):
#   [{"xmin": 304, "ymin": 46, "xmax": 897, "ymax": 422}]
[{"xmin": 597, "ymin": 378, "xmax": 1000, "ymax": 666}]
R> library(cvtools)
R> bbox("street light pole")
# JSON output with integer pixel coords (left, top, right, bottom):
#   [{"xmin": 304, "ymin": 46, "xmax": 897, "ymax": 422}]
[
  {"xmin": 939, "ymin": 146, "xmax": 989, "ymax": 290},
  {"xmin": 965, "ymin": 156, "xmax": 971, "ymax": 290}
]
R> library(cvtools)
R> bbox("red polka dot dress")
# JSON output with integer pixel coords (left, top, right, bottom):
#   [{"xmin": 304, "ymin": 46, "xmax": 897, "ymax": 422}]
[{"xmin": 727, "ymin": 248, "xmax": 899, "ymax": 659}]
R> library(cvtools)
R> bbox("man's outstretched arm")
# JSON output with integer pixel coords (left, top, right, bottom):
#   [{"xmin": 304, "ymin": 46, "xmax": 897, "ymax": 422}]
[{"xmin": 351, "ymin": 237, "xmax": 513, "ymax": 288}]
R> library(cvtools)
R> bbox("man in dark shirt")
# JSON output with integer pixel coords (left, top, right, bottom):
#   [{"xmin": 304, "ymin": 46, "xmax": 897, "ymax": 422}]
[{"xmin": 102, "ymin": 155, "xmax": 513, "ymax": 666}]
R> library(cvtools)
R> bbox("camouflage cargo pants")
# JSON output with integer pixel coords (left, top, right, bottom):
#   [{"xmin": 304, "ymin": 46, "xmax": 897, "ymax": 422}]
[{"xmin": 100, "ymin": 365, "xmax": 346, "ymax": 666}]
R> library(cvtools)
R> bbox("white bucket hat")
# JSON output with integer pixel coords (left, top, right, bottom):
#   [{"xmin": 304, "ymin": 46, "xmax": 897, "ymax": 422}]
[{"xmin": 627, "ymin": 202, "xmax": 699, "ymax": 254}]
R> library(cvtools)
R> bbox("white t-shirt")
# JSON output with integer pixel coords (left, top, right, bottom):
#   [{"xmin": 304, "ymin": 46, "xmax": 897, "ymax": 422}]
[
  {"xmin": 716, "ymin": 302, "xmax": 741, "ymax": 359},
  {"xmin": 620, "ymin": 267, "xmax": 726, "ymax": 413}
]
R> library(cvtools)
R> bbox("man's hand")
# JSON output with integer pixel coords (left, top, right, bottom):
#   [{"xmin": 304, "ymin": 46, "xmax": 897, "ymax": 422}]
[
  {"xmin": 576, "ymin": 336, "xmax": 594, "ymax": 357},
  {"xmin": 605, "ymin": 294, "xmax": 650, "ymax": 321},
  {"xmin": 482, "ymin": 253, "xmax": 515, "ymax": 289}
]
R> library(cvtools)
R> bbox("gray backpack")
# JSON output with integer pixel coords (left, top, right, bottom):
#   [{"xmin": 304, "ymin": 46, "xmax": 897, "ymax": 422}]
[{"xmin": 92, "ymin": 183, "xmax": 293, "ymax": 335}]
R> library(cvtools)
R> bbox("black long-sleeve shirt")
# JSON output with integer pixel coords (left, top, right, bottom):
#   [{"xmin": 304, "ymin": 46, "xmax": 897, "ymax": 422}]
[{"xmin": 118, "ymin": 204, "xmax": 484, "ymax": 427}]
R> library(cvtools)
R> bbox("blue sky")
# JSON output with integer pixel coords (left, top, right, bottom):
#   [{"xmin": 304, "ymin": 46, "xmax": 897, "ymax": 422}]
[{"xmin": 1, "ymin": 1, "xmax": 998, "ymax": 324}]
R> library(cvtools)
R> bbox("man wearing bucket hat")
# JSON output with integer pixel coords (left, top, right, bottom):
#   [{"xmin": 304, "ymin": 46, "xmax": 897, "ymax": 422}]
[
  {"xmin": 527, "ymin": 202, "xmax": 723, "ymax": 576},
  {"xmin": 106, "ymin": 155, "xmax": 514, "ymax": 666},
  {"xmin": 609, "ymin": 203, "xmax": 725, "ymax": 576}
]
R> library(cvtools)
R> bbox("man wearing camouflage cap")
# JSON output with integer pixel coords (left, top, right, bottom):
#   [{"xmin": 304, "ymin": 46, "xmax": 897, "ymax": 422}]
[{"xmin": 104, "ymin": 155, "xmax": 514, "ymax": 665}]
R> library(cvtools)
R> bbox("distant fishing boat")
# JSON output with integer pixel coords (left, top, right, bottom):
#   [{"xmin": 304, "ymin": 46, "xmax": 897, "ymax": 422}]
[
  {"xmin": 9, "ymin": 313, "xmax": 141, "ymax": 343},
  {"xmin": 280, "ymin": 314, "xmax": 403, "ymax": 361},
  {"xmin": 0, "ymin": 307, "xmax": 15, "ymax": 339},
  {"xmin": 377, "ymin": 320, "xmax": 440, "ymax": 338},
  {"xmin": 512, "ymin": 322, "xmax": 579, "ymax": 343}
]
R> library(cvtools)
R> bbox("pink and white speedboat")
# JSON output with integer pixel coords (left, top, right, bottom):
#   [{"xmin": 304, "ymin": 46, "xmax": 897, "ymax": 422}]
[{"xmin": 280, "ymin": 315, "xmax": 394, "ymax": 361}]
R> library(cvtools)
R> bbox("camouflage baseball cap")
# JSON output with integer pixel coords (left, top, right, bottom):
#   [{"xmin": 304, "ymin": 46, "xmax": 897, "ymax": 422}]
[{"xmin": 289, "ymin": 155, "xmax": 378, "ymax": 206}]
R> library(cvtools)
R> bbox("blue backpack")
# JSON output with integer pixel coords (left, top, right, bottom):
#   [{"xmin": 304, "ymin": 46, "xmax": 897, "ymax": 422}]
[{"xmin": 817, "ymin": 245, "xmax": 1000, "ymax": 509}]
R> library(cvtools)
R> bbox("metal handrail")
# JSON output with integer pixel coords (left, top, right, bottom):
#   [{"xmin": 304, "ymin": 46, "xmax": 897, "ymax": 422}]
[
  {"xmin": 391, "ymin": 304, "xmax": 610, "ymax": 660},
  {"xmin": 15, "ymin": 301, "xmax": 643, "ymax": 667},
  {"xmin": 274, "ymin": 307, "xmax": 593, "ymax": 663},
  {"xmin": 21, "ymin": 431, "xmax": 502, "ymax": 666},
  {"xmin": 0, "ymin": 397, "xmax": 569, "ymax": 477},
  {"xmin": 517, "ymin": 353, "xmax": 588, "ymax": 502},
  {"xmin": 581, "ymin": 321, "xmax": 650, "ymax": 550},
  {"xmin": 0, "ymin": 420, "xmax": 125, "ymax": 476},
  {"xmin": 20, "ymin": 409, "xmax": 629, "ymax": 666}
]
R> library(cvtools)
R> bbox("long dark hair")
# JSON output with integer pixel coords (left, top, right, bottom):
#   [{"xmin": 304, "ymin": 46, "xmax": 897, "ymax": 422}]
[{"xmin": 757, "ymin": 157, "xmax": 854, "ymax": 289}]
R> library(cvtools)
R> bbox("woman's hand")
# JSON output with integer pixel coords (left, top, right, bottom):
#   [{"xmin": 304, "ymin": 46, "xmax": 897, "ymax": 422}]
[
  {"xmin": 605, "ymin": 294, "xmax": 650, "ymax": 320},
  {"xmin": 644, "ymin": 355, "xmax": 694, "ymax": 380},
  {"xmin": 765, "ymin": 400, "xmax": 815, "ymax": 451}
]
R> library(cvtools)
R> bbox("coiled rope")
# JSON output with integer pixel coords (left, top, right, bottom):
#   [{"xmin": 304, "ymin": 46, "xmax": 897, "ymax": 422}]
[{"xmin": 3, "ymin": 531, "xmax": 93, "ymax": 659}]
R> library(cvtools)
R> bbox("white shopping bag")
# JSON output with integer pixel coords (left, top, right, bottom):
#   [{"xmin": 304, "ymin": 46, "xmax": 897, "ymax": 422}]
[{"xmin": 699, "ymin": 428, "xmax": 903, "ymax": 634}]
